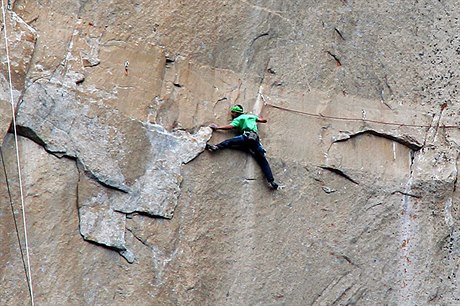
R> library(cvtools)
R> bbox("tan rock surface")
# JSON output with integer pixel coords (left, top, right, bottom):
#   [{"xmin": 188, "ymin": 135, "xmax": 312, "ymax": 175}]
[
  {"xmin": 0, "ymin": 8, "xmax": 36, "ymax": 144},
  {"xmin": 1, "ymin": 0, "xmax": 460, "ymax": 305},
  {"xmin": 0, "ymin": 136, "xmax": 156, "ymax": 305}
]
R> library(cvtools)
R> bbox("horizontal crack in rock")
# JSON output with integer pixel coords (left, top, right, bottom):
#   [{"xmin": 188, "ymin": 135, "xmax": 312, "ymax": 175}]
[
  {"xmin": 334, "ymin": 130, "xmax": 422, "ymax": 151},
  {"xmin": 319, "ymin": 166, "xmax": 359, "ymax": 185},
  {"xmin": 14, "ymin": 125, "xmax": 47, "ymax": 147},
  {"xmin": 392, "ymin": 190, "xmax": 422, "ymax": 199},
  {"xmin": 124, "ymin": 211, "xmax": 172, "ymax": 220},
  {"xmin": 14, "ymin": 124, "xmax": 131, "ymax": 194},
  {"xmin": 251, "ymin": 32, "xmax": 269, "ymax": 46},
  {"xmin": 77, "ymin": 161, "xmax": 131, "ymax": 194}
]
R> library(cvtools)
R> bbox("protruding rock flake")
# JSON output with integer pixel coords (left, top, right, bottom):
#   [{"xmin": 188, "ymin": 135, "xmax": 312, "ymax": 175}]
[
  {"xmin": 79, "ymin": 204, "xmax": 127, "ymax": 250},
  {"xmin": 110, "ymin": 125, "xmax": 212, "ymax": 218}
]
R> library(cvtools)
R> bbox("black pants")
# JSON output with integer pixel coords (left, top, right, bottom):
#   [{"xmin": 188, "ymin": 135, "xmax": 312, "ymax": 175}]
[{"xmin": 216, "ymin": 134, "xmax": 275, "ymax": 182}]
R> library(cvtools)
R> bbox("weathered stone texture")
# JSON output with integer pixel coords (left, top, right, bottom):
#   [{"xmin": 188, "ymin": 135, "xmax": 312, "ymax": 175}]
[
  {"xmin": 0, "ymin": 9, "xmax": 36, "ymax": 144},
  {"xmin": 0, "ymin": 135, "xmax": 162, "ymax": 305},
  {"xmin": 2, "ymin": 0, "xmax": 460, "ymax": 305}
]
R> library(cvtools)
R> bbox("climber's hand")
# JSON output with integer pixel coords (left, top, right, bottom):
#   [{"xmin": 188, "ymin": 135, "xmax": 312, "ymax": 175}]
[{"xmin": 209, "ymin": 123, "xmax": 218, "ymax": 130}]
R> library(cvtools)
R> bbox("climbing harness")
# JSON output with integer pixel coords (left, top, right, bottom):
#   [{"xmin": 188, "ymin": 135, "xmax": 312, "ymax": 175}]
[
  {"xmin": 243, "ymin": 130, "xmax": 259, "ymax": 142},
  {"xmin": 1, "ymin": 1, "xmax": 35, "ymax": 305}
]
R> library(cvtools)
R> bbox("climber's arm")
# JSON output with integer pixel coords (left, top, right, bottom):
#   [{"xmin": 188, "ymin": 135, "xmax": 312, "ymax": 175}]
[
  {"xmin": 257, "ymin": 115, "xmax": 267, "ymax": 123},
  {"xmin": 209, "ymin": 123, "xmax": 234, "ymax": 131}
]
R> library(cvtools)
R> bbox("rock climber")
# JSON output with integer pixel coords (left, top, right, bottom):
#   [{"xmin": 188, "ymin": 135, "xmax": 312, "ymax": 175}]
[{"xmin": 206, "ymin": 104, "xmax": 279, "ymax": 190}]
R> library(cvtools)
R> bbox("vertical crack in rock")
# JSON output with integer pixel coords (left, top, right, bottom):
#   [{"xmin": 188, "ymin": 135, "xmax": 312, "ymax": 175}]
[
  {"xmin": 382, "ymin": 74, "xmax": 393, "ymax": 106},
  {"xmin": 324, "ymin": 128, "xmax": 442, "ymax": 305},
  {"xmin": 398, "ymin": 149, "xmax": 418, "ymax": 305},
  {"xmin": 423, "ymin": 103, "xmax": 448, "ymax": 147},
  {"xmin": 225, "ymin": 78, "xmax": 268, "ymax": 300},
  {"xmin": 444, "ymin": 197, "xmax": 454, "ymax": 232},
  {"xmin": 443, "ymin": 151, "xmax": 459, "ymax": 289},
  {"xmin": 56, "ymin": 19, "xmax": 82, "ymax": 78},
  {"xmin": 151, "ymin": 245, "xmax": 179, "ymax": 288},
  {"xmin": 423, "ymin": 113, "xmax": 438, "ymax": 147},
  {"xmin": 454, "ymin": 153, "xmax": 459, "ymax": 192},
  {"xmin": 335, "ymin": 28, "xmax": 345, "ymax": 40}
]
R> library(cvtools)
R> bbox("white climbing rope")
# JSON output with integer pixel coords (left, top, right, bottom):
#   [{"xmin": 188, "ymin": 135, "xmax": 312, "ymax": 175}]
[{"xmin": 1, "ymin": 2, "xmax": 35, "ymax": 305}]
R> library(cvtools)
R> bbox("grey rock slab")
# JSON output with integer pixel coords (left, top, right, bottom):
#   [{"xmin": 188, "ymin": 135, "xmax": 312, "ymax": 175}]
[
  {"xmin": 18, "ymin": 81, "xmax": 212, "ymax": 194},
  {"xmin": 79, "ymin": 204, "xmax": 126, "ymax": 250},
  {"xmin": 0, "ymin": 135, "xmax": 156, "ymax": 305},
  {"xmin": 110, "ymin": 124, "xmax": 212, "ymax": 218},
  {"xmin": 17, "ymin": 81, "xmax": 134, "ymax": 190},
  {"xmin": 18, "ymin": 80, "xmax": 212, "ymax": 253},
  {"xmin": 77, "ymin": 165, "xmax": 129, "ymax": 251}
]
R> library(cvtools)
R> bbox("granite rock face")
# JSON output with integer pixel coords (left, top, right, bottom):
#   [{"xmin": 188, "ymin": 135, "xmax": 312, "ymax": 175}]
[
  {"xmin": 2, "ymin": 0, "xmax": 460, "ymax": 305},
  {"xmin": 0, "ymin": 9, "xmax": 36, "ymax": 143}
]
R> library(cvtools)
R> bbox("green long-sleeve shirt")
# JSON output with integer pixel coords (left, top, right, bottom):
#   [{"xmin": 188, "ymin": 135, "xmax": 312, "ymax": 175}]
[{"xmin": 230, "ymin": 114, "xmax": 259, "ymax": 133}]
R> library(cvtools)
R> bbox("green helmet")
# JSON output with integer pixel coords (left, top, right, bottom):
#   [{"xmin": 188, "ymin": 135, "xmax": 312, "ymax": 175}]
[{"xmin": 230, "ymin": 104, "xmax": 244, "ymax": 114}]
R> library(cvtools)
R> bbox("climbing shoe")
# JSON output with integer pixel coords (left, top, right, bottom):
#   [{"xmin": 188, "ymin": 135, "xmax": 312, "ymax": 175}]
[
  {"xmin": 268, "ymin": 181, "xmax": 279, "ymax": 190},
  {"xmin": 206, "ymin": 144, "xmax": 219, "ymax": 152}
]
